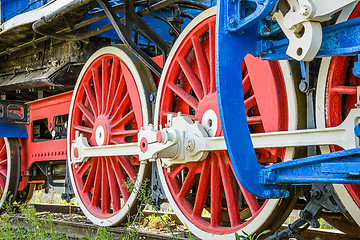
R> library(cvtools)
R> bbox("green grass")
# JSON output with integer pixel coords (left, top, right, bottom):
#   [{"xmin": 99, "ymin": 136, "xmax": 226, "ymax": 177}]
[{"xmin": 0, "ymin": 202, "xmax": 113, "ymax": 240}]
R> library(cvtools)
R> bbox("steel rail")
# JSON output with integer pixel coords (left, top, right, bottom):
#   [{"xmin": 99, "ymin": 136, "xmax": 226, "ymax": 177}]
[
  {"xmin": 27, "ymin": 203, "xmax": 360, "ymax": 240},
  {"xmin": 11, "ymin": 214, "xmax": 189, "ymax": 240}
]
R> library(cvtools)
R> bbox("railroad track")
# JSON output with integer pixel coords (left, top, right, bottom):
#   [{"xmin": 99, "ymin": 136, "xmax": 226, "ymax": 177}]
[
  {"xmin": 9, "ymin": 204, "xmax": 356, "ymax": 240},
  {"xmin": 13, "ymin": 215, "xmax": 189, "ymax": 240}
]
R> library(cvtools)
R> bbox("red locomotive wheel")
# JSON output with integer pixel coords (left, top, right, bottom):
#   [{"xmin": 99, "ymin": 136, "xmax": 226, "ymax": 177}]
[
  {"xmin": 154, "ymin": 8, "xmax": 297, "ymax": 239},
  {"xmin": 67, "ymin": 46, "xmax": 154, "ymax": 226},
  {"xmin": 0, "ymin": 137, "xmax": 20, "ymax": 209},
  {"xmin": 316, "ymin": 4, "xmax": 360, "ymax": 235}
]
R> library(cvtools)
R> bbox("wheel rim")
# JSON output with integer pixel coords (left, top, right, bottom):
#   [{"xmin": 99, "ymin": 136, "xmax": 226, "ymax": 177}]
[
  {"xmin": 316, "ymin": 3, "xmax": 360, "ymax": 228},
  {"xmin": 68, "ymin": 46, "xmax": 153, "ymax": 225},
  {"xmin": 326, "ymin": 55, "xmax": 360, "ymax": 206},
  {"xmin": 155, "ymin": 8, "xmax": 296, "ymax": 237},
  {"xmin": 0, "ymin": 138, "xmax": 20, "ymax": 209}
]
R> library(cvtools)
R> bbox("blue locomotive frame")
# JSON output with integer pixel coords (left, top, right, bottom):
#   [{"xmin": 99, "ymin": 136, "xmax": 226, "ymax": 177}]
[{"xmin": 216, "ymin": 0, "xmax": 360, "ymax": 198}]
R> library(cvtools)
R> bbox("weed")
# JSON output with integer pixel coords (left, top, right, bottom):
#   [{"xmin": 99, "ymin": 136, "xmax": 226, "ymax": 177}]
[
  {"xmin": 147, "ymin": 213, "xmax": 175, "ymax": 229},
  {"xmin": 318, "ymin": 218, "xmax": 335, "ymax": 230},
  {"xmin": 235, "ymin": 229, "xmax": 271, "ymax": 240},
  {"xmin": 119, "ymin": 178, "xmax": 180, "ymax": 239}
]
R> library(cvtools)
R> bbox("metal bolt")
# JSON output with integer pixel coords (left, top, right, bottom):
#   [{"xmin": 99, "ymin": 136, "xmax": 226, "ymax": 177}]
[
  {"xmin": 282, "ymin": 190, "xmax": 290, "ymax": 198},
  {"xmin": 263, "ymin": 41, "xmax": 273, "ymax": 51},
  {"xmin": 266, "ymin": 171, "xmax": 276, "ymax": 181},
  {"xmin": 263, "ymin": 190, "xmax": 273, "ymax": 198},
  {"xmin": 185, "ymin": 139, "xmax": 195, "ymax": 151},
  {"xmin": 299, "ymin": 80, "xmax": 309, "ymax": 93},
  {"xmin": 51, "ymin": 60, "xmax": 60, "ymax": 67},
  {"xmin": 300, "ymin": 210, "xmax": 313, "ymax": 221},
  {"xmin": 273, "ymin": 190, "xmax": 281, "ymax": 198},
  {"xmin": 229, "ymin": 17, "xmax": 238, "ymax": 29},
  {"xmin": 311, "ymin": 189, "xmax": 322, "ymax": 199},
  {"xmin": 299, "ymin": 5, "xmax": 311, "ymax": 17},
  {"xmin": 149, "ymin": 93, "xmax": 156, "ymax": 102}
]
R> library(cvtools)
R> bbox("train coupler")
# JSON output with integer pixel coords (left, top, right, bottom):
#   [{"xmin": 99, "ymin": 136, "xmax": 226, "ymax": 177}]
[{"xmin": 265, "ymin": 184, "xmax": 345, "ymax": 240}]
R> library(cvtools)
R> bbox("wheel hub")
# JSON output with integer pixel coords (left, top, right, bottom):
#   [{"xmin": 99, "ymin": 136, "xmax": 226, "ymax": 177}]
[
  {"xmin": 195, "ymin": 93, "xmax": 221, "ymax": 137},
  {"xmin": 92, "ymin": 116, "xmax": 111, "ymax": 146}
]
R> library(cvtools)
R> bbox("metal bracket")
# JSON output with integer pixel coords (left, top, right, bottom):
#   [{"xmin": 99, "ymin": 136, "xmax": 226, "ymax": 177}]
[
  {"xmin": 35, "ymin": 162, "xmax": 63, "ymax": 191},
  {"xmin": 0, "ymin": 101, "xmax": 28, "ymax": 124},
  {"xmin": 150, "ymin": 161, "xmax": 166, "ymax": 209},
  {"xmin": 61, "ymin": 162, "xmax": 75, "ymax": 203},
  {"xmin": 274, "ymin": 0, "xmax": 357, "ymax": 61},
  {"xmin": 96, "ymin": 0, "xmax": 171, "ymax": 76},
  {"xmin": 225, "ymin": 0, "xmax": 278, "ymax": 33},
  {"xmin": 265, "ymin": 184, "xmax": 345, "ymax": 240}
]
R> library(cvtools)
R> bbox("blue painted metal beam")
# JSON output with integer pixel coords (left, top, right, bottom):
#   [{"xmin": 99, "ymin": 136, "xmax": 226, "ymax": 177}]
[
  {"xmin": 261, "ymin": 148, "xmax": 360, "ymax": 185},
  {"xmin": 260, "ymin": 16, "xmax": 360, "ymax": 60},
  {"xmin": 216, "ymin": 0, "xmax": 288, "ymax": 199},
  {"xmin": 216, "ymin": 0, "xmax": 360, "ymax": 199},
  {"xmin": 0, "ymin": 123, "xmax": 28, "ymax": 138}
]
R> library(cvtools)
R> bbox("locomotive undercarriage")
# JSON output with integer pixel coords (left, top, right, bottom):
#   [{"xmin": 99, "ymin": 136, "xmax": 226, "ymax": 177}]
[
  {"xmin": 0, "ymin": 37, "xmax": 110, "ymax": 101},
  {"xmin": 1, "ymin": 0, "xmax": 360, "ymax": 239}
]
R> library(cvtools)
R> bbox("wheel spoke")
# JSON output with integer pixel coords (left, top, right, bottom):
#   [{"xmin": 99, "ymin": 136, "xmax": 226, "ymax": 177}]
[
  {"xmin": 218, "ymin": 153, "xmax": 240, "ymax": 227},
  {"xmin": 240, "ymin": 185, "xmax": 260, "ymax": 215},
  {"xmin": 82, "ymin": 160, "xmax": 98, "ymax": 193},
  {"xmin": 74, "ymin": 125, "xmax": 93, "ymax": 134},
  {"xmin": 121, "ymin": 62, "xmax": 143, "ymax": 125},
  {"xmin": 102, "ymin": 58, "xmax": 110, "ymax": 113},
  {"xmin": 247, "ymin": 116, "xmax": 262, "ymax": 125},
  {"xmin": 192, "ymin": 161, "xmax": 211, "ymax": 217},
  {"xmin": 111, "ymin": 158, "xmax": 130, "ymax": 202},
  {"xmin": 83, "ymin": 84, "xmax": 98, "ymax": 117},
  {"xmin": 110, "ymin": 93, "xmax": 131, "ymax": 123},
  {"xmin": 168, "ymin": 83, "xmax": 199, "ymax": 110},
  {"xmin": 111, "ymin": 129, "xmax": 138, "ymax": 137},
  {"xmin": 242, "ymin": 73, "xmax": 251, "ymax": 96},
  {"xmin": 110, "ymin": 138, "xmax": 125, "ymax": 144},
  {"xmin": 106, "ymin": 157, "xmax": 121, "ymax": 212},
  {"xmin": 0, "ymin": 145, "xmax": 6, "ymax": 160},
  {"xmin": 168, "ymin": 164, "xmax": 185, "ymax": 179},
  {"xmin": 101, "ymin": 158, "xmax": 111, "ymax": 214},
  {"xmin": 178, "ymin": 57, "xmax": 204, "ymax": 100},
  {"xmin": 178, "ymin": 169, "xmax": 197, "ymax": 199},
  {"xmin": 192, "ymin": 37, "xmax": 210, "ymax": 95},
  {"xmin": 109, "ymin": 72, "xmax": 126, "ymax": 116},
  {"xmin": 117, "ymin": 156, "xmax": 137, "ymax": 181},
  {"xmin": 91, "ymin": 158, "xmax": 102, "ymax": 207},
  {"xmin": 91, "ymin": 68, "xmax": 102, "ymax": 114},
  {"xmin": 330, "ymin": 85, "xmax": 357, "ymax": 95},
  {"xmin": 0, "ymin": 169, "xmax": 6, "ymax": 178},
  {"xmin": 106, "ymin": 58, "xmax": 120, "ymax": 115},
  {"xmin": 76, "ymin": 161, "xmax": 91, "ymax": 177},
  {"xmin": 0, "ymin": 159, "xmax": 6, "ymax": 166},
  {"xmin": 244, "ymin": 95, "xmax": 256, "ymax": 112},
  {"xmin": 112, "ymin": 110, "xmax": 135, "ymax": 129},
  {"xmin": 76, "ymin": 103, "xmax": 95, "ymax": 125},
  {"xmin": 210, "ymin": 155, "xmax": 222, "ymax": 227}
]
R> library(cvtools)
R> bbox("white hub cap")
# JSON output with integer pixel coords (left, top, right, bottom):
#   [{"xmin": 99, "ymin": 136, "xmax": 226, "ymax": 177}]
[
  {"xmin": 95, "ymin": 126, "xmax": 105, "ymax": 146},
  {"xmin": 201, "ymin": 109, "xmax": 218, "ymax": 137}
]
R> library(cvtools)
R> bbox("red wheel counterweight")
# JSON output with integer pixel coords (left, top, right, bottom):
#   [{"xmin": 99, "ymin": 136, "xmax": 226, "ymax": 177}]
[
  {"xmin": 68, "ymin": 46, "xmax": 154, "ymax": 225},
  {"xmin": 155, "ymin": 8, "xmax": 297, "ymax": 239}
]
